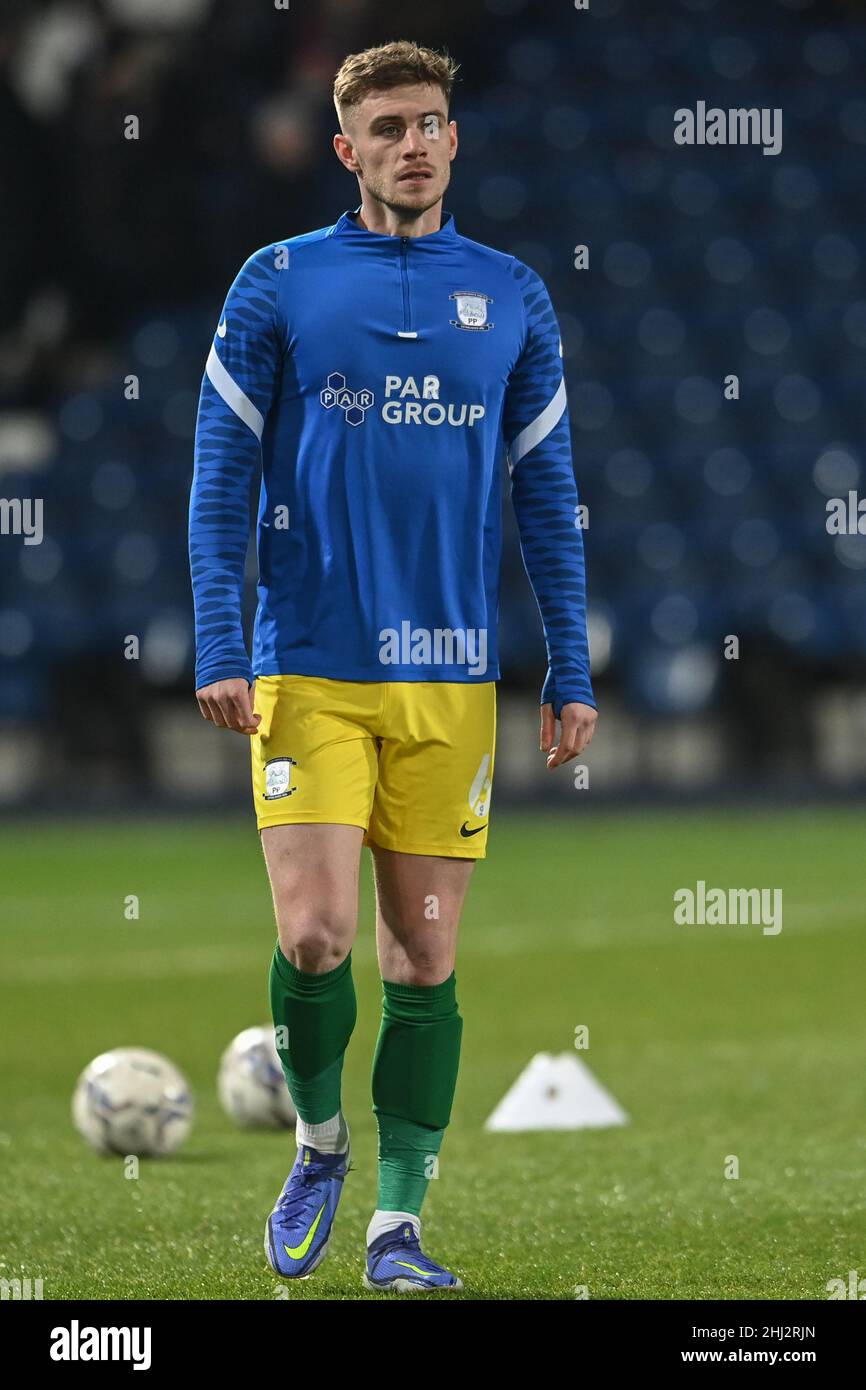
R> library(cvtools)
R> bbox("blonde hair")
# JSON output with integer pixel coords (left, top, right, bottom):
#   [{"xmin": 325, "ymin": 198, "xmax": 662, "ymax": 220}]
[{"xmin": 334, "ymin": 40, "xmax": 459, "ymax": 130}]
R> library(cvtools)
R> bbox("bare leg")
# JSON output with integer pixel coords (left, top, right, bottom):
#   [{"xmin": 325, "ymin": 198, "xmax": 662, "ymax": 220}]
[
  {"xmin": 262, "ymin": 823, "xmax": 364, "ymax": 1156},
  {"xmin": 371, "ymin": 846, "xmax": 476, "ymax": 983},
  {"xmin": 261, "ymin": 822, "xmax": 365, "ymax": 971},
  {"xmin": 365, "ymin": 847, "xmax": 476, "ymax": 1264}
]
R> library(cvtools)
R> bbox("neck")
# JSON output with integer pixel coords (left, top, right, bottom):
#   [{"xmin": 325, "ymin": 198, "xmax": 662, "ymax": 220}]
[{"xmin": 353, "ymin": 195, "xmax": 443, "ymax": 238}]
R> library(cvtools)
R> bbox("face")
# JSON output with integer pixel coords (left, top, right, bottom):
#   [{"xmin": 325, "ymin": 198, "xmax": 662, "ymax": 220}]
[{"xmin": 337, "ymin": 83, "xmax": 457, "ymax": 217}]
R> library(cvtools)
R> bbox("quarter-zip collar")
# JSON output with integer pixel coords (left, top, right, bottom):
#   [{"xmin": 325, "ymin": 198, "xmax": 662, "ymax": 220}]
[{"xmin": 331, "ymin": 205, "xmax": 458, "ymax": 245}]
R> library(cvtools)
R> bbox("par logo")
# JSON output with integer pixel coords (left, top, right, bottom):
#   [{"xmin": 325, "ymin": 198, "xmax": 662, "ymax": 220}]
[
  {"xmin": 319, "ymin": 373, "xmax": 375, "ymax": 427},
  {"xmin": 264, "ymin": 756, "xmax": 297, "ymax": 800}
]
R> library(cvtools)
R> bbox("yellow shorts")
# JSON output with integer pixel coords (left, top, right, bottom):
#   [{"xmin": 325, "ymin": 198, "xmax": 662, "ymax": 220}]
[{"xmin": 251, "ymin": 676, "xmax": 496, "ymax": 858}]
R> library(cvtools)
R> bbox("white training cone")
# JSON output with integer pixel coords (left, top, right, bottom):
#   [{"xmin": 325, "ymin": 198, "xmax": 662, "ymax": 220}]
[{"xmin": 484, "ymin": 1052, "xmax": 628, "ymax": 1132}]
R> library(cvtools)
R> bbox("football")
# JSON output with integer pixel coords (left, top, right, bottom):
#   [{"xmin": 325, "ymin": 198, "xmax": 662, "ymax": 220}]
[
  {"xmin": 72, "ymin": 1048, "xmax": 194, "ymax": 1157},
  {"xmin": 217, "ymin": 1025, "xmax": 297, "ymax": 1130}
]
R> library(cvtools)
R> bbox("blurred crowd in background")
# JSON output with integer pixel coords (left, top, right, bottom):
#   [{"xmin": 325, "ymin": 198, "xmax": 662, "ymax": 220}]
[{"xmin": 1, "ymin": 0, "xmax": 865, "ymax": 806}]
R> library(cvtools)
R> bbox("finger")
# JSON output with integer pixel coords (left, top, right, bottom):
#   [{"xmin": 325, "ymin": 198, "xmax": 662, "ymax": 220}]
[
  {"xmin": 221, "ymin": 700, "xmax": 249, "ymax": 733},
  {"xmin": 229, "ymin": 712, "xmax": 261, "ymax": 735},
  {"xmin": 577, "ymin": 722, "xmax": 596, "ymax": 754},
  {"xmin": 558, "ymin": 706, "xmax": 597, "ymax": 756},
  {"xmin": 546, "ymin": 709, "xmax": 585, "ymax": 767},
  {"xmin": 542, "ymin": 703, "xmax": 595, "ymax": 759},
  {"xmin": 540, "ymin": 703, "xmax": 556, "ymax": 752},
  {"xmin": 236, "ymin": 686, "xmax": 262, "ymax": 732},
  {"xmin": 548, "ymin": 749, "xmax": 581, "ymax": 769},
  {"xmin": 569, "ymin": 716, "xmax": 598, "ymax": 758},
  {"xmin": 568, "ymin": 722, "xmax": 591, "ymax": 756},
  {"xmin": 206, "ymin": 698, "xmax": 229, "ymax": 730},
  {"xmin": 218, "ymin": 689, "xmax": 258, "ymax": 733},
  {"xmin": 547, "ymin": 735, "xmax": 579, "ymax": 768},
  {"xmin": 578, "ymin": 710, "xmax": 599, "ymax": 753},
  {"xmin": 227, "ymin": 691, "xmax": 261, "ymax": 735}
]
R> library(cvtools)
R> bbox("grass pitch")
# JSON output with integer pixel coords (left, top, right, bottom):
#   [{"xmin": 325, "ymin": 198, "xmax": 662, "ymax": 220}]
[{"xmin": 1, "ymin": 807, "xmax": 864, "ymax": 1300}]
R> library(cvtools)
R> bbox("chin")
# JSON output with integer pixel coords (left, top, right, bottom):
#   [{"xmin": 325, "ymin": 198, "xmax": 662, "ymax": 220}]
[{"xmin": 391, "ymin": 186, "xmax": 440, "ymax": 212}]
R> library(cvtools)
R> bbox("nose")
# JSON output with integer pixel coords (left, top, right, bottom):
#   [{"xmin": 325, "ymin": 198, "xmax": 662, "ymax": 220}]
[{"xmin": 401, "ymin": 126, "xmax": 428, "ymax": 157}]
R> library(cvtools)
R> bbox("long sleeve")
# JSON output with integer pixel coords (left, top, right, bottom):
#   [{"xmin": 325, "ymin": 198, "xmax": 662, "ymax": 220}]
[
  {"xmin": 503, "ymin": 262, "xmax": 595, "ymax": 717},
  {"xmin": 189, "ymin": 246, "xmax": 284, "ymax": 690}
]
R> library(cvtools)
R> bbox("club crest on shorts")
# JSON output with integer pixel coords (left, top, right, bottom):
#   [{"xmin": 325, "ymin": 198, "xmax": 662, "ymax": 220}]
[
  {"xmin": 449, "ymin": 291, "xmax": 494, "ymax": 331},
  {"xmin": 264, "ymin": 756, "xmax": 298, "ymax": 800}
]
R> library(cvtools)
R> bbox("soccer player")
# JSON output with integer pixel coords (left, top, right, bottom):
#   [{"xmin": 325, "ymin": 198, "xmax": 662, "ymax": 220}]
[{"xmin": 189, "ymin": 40, "xmax": 597, "ymax": 1293}]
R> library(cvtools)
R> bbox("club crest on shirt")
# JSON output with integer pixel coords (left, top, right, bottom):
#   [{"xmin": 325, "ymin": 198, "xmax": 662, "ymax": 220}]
[
  {"xmin": 449, "ymin": 291, "xmax": 494, "ymax": 331},
  {"xmin": 264, "ymin": 756, "xmax": 298, "ymax": 800}
]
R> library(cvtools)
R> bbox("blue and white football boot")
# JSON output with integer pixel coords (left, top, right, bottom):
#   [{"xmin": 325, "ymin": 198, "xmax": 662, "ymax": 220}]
[
  {"xmin": 363, "ymin": 1221, "xmax": 463, "ymax": 1293},
  {"xmin": 265, "ymin": 1140, "xmax": 351, "ymax": 1279}
]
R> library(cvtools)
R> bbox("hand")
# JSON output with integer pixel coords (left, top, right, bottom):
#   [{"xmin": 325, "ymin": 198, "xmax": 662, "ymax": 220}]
[
  {"xmin": 196, "ymin": 678, "xmax": 261, "ymax": 735},
  {"xmin": 540, "ymin": 701, "xmax": 597, "ymax": 769}
]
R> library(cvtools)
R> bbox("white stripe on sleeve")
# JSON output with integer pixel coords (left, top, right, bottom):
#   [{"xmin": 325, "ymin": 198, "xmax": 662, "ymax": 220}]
[
  {"xmin": 507, "ymin": 376, "xmax": 567, "ymax": 474},
  {"xmin": 205, "ymin": 344, "xmax": 265, "ymax": 441}
]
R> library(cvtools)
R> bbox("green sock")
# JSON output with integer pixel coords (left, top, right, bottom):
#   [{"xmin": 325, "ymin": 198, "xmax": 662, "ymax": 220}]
[
  {"xmin": 269, "ymin": 944, "xmax": 357, "ymax": 1124},
  {"xmin": 371, "ymin": 973, "xmax": 463, "ymax": 1215}
]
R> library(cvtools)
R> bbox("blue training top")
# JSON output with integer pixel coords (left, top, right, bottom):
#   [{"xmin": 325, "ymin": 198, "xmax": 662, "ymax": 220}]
[{"xmin": 189, "ymin": 206, "xmax": 595, "ymax": 717}]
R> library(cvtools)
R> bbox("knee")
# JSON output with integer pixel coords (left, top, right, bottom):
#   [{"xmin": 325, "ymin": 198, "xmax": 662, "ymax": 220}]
[
  {"xmin": 388, "ymin": 942, "xmax": 455, "ymax": 987},
  {"xmin": 404, "ymin": 950, "xmax": 445, "ymax": 985},
  {"xmin": 275, "ymin": 903, "xmax": 353, "ymax": 973}
]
